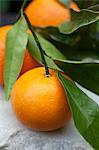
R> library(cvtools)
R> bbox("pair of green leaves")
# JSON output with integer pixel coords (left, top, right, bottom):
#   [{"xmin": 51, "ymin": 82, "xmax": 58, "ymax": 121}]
[{"xmin": 4, "ymin": 3, "xmax": 99, "ymax": 150}]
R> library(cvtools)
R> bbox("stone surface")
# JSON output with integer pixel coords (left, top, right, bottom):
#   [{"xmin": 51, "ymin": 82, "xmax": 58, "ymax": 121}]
[{"xmin": 0, "ymin": 85, "xmax": 99, "ymax": 150}]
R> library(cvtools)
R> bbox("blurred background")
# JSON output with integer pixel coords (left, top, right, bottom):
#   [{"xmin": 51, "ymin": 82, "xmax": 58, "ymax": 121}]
[
  {"xmin": 0, "ymin": 0, "xmax": 99, "ymax": 27},
  {"xmin": 0, "ymin": 0, "xmax": 31, "ymax": 26}
]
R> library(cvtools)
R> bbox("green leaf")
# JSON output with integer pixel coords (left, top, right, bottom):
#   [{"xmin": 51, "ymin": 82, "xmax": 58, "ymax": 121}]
[
  {"xmin": 4, "ymin": 14, "xmax": 28, "ymax": 100},
  {"xmin": 38, "ymin": 27, "xmax": 80, "ymax": 46},
  {"xmin": 27, "ymin": 33, "xmax": 62, "ymax": 71},
  {"xmin": 54, "ymin": 58, "xmax": 99, "ymax": 64},
  {"xmin": 58, "ymin": 9, "xmax": 99, "ymax": 34},
  {"xmin": 88, "ymin": 5, "xmax": 99, "ymax": 43},
  {"xmin": 36, "ymin": 18, "xmax": 99, "ymax": 52},
  {"xmin": 58, "ymin": 72, "xmax": 99, "ymax": 150},
  {"xmin": 89, "ymin": 20, "xmax": 99, "ymax": 42},
  {"xmin": 59, "ymin": 0, "xmax": 71, "ymax": 7},
  {"xmin": 49, "ymin": 52, "xmax": 99, "ymax": 95},
  {"xmin": 28, "ymin": 33, "xmax": 66, "ymax": 60},
  {"xmin": 76, "ymin": 0, "xmax": 99, "ymax": 9},
  {"xmin": 88, "ymin": 4, "xmax": 99, "ymax": 11},
  {"xmin": 37, "ymin": 33, "xmax": 66, "ymax": 60},
  {"xmin": 45, "ymin": 56, "xmax": 61, "ymax": 71},
  {"xmin": 60, "ymin": 62, "xmax": 99, "ymax": 95}
]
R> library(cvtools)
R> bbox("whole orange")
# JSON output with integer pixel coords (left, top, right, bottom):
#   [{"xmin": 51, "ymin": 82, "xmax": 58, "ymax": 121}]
[
  {"xmin": 25, "ymin": 0, "xmax": 80, "ymax": 27},
  {"xmin": 11, "ymin": 67, "xmax": 71, "ymax": 131},
  {"xmin": 0, "ymin": 25, "xmax": 40, "ymax": 85}
]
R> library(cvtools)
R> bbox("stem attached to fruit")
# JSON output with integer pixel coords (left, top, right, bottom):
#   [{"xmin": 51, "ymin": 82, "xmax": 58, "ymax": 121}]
[{"xmin": 23, "ymin": 13, "xmax": 50, "ymax": 77}]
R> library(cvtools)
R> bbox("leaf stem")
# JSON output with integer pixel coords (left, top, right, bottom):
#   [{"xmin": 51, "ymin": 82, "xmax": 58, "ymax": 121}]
[
  {"xmin": 23, "ymin": 13, "xmax": 50, "ymax": 76},
  {"xmin": 21, "ymin": 0, "xmax": 27, "ymax": 12},
  {"xmin": 16, "ymin": 0, "xmax": 27, "ymax": 22}
]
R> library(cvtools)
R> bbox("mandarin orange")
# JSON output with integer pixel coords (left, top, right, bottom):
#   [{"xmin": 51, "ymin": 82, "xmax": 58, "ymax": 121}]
[
  {"xmin": 25, "ymin": 0, "xmax": 79, "ymax": 27},
  {"xmin": 11, "ymin": 67, "xmax": 71, "ymax": 131}
]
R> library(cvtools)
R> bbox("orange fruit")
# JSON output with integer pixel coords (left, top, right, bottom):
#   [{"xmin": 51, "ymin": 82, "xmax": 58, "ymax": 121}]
[
  {"xmin": 25, "ymin": 0, "xmax": 80, "ymax": 27},
  {"xmin": 0, "ymin": 25, "xmax": 40, "ymax": 85},
  {"xmin": 11, "ymin": 67, "xmax": 71, "ymax": 131}
]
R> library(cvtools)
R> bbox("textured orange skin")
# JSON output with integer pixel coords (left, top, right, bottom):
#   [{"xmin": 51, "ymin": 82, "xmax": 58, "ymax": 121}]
[
  {"xmin": 25, "ymin": 0, "xmax": 80, "ymax": 27},
  {"xmin": 11, "ymin": 67, "xmax": 71, "ymax": 131},
  {"xmin": 0, "ymin": 25, "xmax": 40, "ymax": 85}
]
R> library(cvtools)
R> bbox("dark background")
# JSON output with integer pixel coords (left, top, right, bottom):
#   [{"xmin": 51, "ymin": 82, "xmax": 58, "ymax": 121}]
[{"xmin": 0, "ymin": 0, "xmax": 31, "ymax": 26}]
